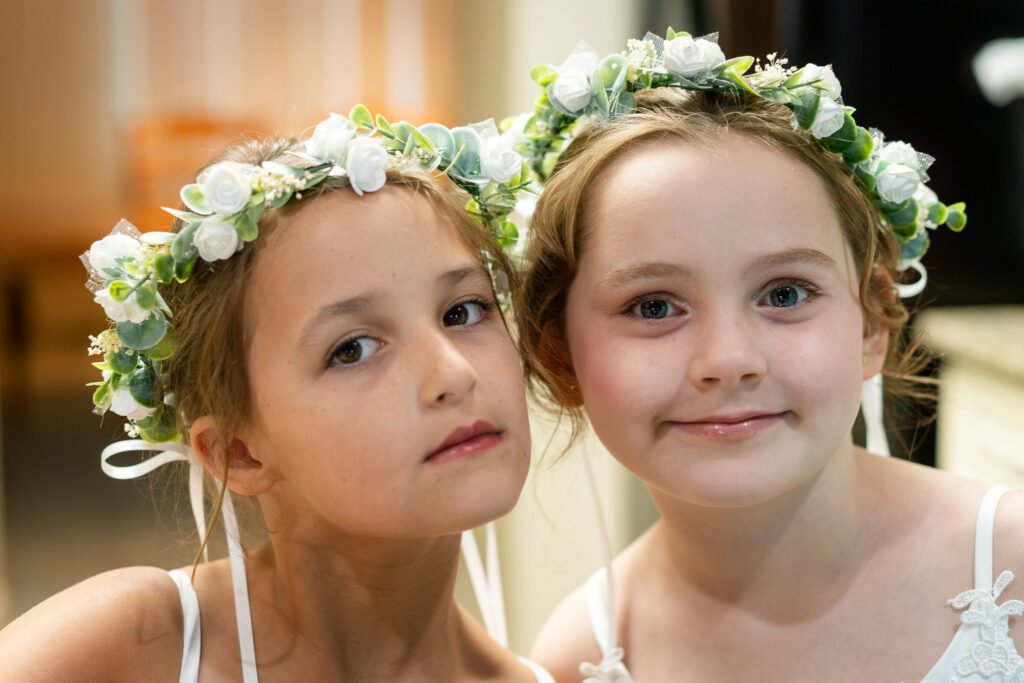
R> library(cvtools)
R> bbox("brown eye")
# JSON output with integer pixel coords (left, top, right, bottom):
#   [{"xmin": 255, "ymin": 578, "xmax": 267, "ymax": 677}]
[
  {"xmin": 443, "ymin": 301, "xmax": 488, "ymax": 327},
  {"xmin": 330, "ymin": 336, "xmax": 381, "ymax": 366}
]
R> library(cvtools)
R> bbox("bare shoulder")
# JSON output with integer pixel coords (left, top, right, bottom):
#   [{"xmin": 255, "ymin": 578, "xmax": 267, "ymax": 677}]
[
  {"xmin": 0, "ymin": 566, "xmax": 183, "ymax": 682},
  {"xmin": 530, "ymin": 579, "xmax": 600, "ymax": 683}
]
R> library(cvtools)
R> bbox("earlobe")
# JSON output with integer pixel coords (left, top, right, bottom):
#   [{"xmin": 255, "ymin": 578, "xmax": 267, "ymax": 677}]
[{"xmin": 188, "ymin": 417, "xmax": 277, "ymax": 496}]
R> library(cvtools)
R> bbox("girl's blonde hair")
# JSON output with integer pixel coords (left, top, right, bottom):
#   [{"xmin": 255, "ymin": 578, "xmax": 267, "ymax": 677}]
[
  {"xmin": 160, "ymin": 136, "xmax": 519, "ymax": 565},
  {"xmin": 519, "ymin": 88, "xmax": 934, "ymax": 445}
]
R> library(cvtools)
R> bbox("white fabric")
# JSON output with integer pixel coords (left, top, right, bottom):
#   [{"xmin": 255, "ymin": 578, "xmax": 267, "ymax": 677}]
[
  {"xmin": 583, "ymin": 485, "xmax": 1023, "ymax": 682},
  {"xmin": 107, "ymin": 440, "xmax": 552, "ymax": 682},
  {"xmin": 166, "ymin": 569, "xmax": 201, "ymax": 683},
  {"xmin": 862, "ymin": 375, "xmax": 891, "ymax": 457}
]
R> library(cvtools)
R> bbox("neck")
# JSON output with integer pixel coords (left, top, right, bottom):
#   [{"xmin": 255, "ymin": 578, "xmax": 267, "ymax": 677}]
[
  {"xmin": 247, "ymin": 524, "xmax": 486, "ymax": 680},
  {"xmin": 646, "ymin": 440, "xmax": 877, "ymax": 618}
]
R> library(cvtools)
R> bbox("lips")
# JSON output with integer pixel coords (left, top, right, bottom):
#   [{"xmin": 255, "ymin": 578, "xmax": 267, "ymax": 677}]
[
  {"xmin": 425, "ymin": 419, "xmax": 503, "ymax": 464},
  {"xmin": 666, "ymin": 411, "xmax": 790, "ymax": 439}
]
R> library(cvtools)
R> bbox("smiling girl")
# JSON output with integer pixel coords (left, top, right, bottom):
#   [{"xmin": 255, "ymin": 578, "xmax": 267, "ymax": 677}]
[
  {"xmin": 0, "ymin": 108, "xmax": 552, "ymax": 682},
  {"xmin": 520, "ymin": 32, "xmax": 1023, "ymax": 682}
]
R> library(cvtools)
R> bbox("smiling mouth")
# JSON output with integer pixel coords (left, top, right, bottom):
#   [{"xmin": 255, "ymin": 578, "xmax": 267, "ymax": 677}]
[
  {"xmin": 425, "ymin": 420, "xmax": 504, "ymax": 465},
  {"xmin": 666, "ymin": 412, "xmax": 790, "ymax": 439}
]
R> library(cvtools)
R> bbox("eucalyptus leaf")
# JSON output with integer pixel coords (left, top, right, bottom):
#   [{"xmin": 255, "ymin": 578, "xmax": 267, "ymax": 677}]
[
  {"xmin": 820, "ymin": 112, "xmax": 857, "ymax": 153},
  {"xmin": 599, "ymin": 54, "xmax": 627, "ymax": 89},
  {"xmin": 171, "ymin": 222, "xmax": 199, "ymax": 263},
  {"xmin": 180, "ymin": 184, "xmax": 210, "ymax": 214},
  {"xmin": 349, "ymin": 104, "xmax": 373, "ymax": 128},
  {"xmin": 174, "ymin": 257, "xmax": 196, "ymax": 283},
  {"xmin": 530, "ymin": 64, "xmax": 552, "ymax": 84},
  {"xmin": 145, "ymin": 325, "xmax": 176, "ymax": 361},
  {"xmin": 842, "ymin": 127, "xmax": 874, "ymax": 165},
  {"xmin": 719, "ymin": 56, "xmax": 754, "ymax": 76},
  {"xmin": 153, "ymin": 253, "xmax": 175, "ymax": 284},
  {"xmin": 375, "ymin": 114, "xmax": 395, "ymax": 137},
  {"xmin": 162, "ymin": 206, "xmax": 206, "ymax": 223},
  {"xmin": 117, "ymin": 312, "xmax": 168, "ymax": 351},
  {"xmin": 792, "ymin": 91, "xmax": 820, "ymax": 130},
  {"xmin": 450, "ymin": 127, "xmax": 483, "ymax": 179},
  {"xmin": 945, "ymin": 203, "xmax": 967, "ymax": 231},
  {"xmin": 106, "ymin": 348, "xmax": 138, "ymax": 375},
  {"xmin": 108, "ymin": 280, "xmax": 132, "ymax": 303},
  {"xmin": 138, "ymin": 405, "xmax": 179, "ymax": 443},
  {"xmin": 927, "ymin": 202, "xmax": 948, "ymax": 225},
  {"xmin": 900, "ymin": 232, "xmax": 930, "ymax": 262},
  {"xmin": 92, "ymin": 381, "xmax": 112, "ymax": 410},
  {"xmin": 127, "ymin": 367, "xmax": 159, "ymax": 409},
  {"xmin": 420, "ymin": 123, "xmax": 456, "ymax": 164},
  {"xmin": 134, "ymin": 285, "xmax": 157, "ymax": 311}
]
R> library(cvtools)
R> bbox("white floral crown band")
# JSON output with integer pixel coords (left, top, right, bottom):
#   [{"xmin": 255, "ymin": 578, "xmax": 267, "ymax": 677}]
[
  {"xmin": 519, "ymin": 29, "xmax": 966, "ymax": 280},
  {"xmin": 82, "ymin": 105, "xmax": 532, "ymax": 443}
]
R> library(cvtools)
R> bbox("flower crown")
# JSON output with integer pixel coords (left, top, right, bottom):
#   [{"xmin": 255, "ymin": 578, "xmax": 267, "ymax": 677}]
[
  {"xmin": 82, "ymin": 105, "xmax": 532, "ymax": 443},
  {"xmin": 519, "ymin": 29, "xmax": 966, "ymax": 273}
]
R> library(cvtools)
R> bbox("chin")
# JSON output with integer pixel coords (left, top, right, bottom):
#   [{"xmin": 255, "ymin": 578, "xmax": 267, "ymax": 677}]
[{"xmin": 420, "ymin": 456, "xmax": 529, "ymax": 535}]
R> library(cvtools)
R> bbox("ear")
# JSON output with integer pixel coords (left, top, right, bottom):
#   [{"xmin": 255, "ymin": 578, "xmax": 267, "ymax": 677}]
[
  {"xmin": 537, "ymin": 320, "xmax": 583, "ymax": 407},
  {"xmin": 189, "ymin": 416, "xmax": 279, "ymax": 497},
  {"xmin": 862, "ymin": 266, "xmax": 894, "ymax": 380}
]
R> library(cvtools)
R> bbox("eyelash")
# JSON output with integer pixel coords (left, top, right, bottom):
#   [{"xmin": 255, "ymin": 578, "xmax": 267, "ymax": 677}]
[
  {"xmin": 326, "ymin": 296, "xmax": 496, "ymax": 370},
  {"xmin": 758, "ymin": 278, "xmax": 821, "ymax": 309}
]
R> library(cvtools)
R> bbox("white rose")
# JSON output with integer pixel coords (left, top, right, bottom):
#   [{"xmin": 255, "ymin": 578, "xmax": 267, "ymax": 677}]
[
  {"xmin": 94, "ymin": 288, "xmax": 150, "ymax": 325},
  {"xmin": 879, "ymin": 141, "xmax": 921, "ymax": 172},
  {"xmin": 345, "ymin": 138, "xmax": 389, "ymax": 196},
  {"xmin": 109, "ymin": 386, "xmax": 156, "ymax": 421},
  {"xmin": 876, "ymin": 163, "xmax": 921, "ymax": 203},
  {"xmin": 663, "ymin": 36, "xmax": 726, "ymax": 78},
  {"xmin": 551, "ymin": 70, "xmax": 593, "ymax": 114},
  {"xmin": 809, "ymin": 97, "xmax": 845, "ymax": 138},
  {"xmin": 800, "ymin": 63, "xmax": 842, "ymax": 101},
  {"xmin": 306, "ymin": 113, "xmax": 355, "ymax": 163},
  {"xmin": 194, "ymin": 218, "xmax": 241, "ymax": 262},
  {"xmin": 199, "ymin": 162, "xmax": 252, "ymax": 215},
  {"xmin": 480, "ymin": 134, "xmax": 523, "ymax": 184},
  {"xmin": 88, "ymin": 233, "xmax": 144, "ymax": 277}
]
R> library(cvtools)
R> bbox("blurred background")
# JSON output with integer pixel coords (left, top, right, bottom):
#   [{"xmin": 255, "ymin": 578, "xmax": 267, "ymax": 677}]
[{"xmin": 1, "ymin": 0, "xmax": 1022, "ymax": 655}]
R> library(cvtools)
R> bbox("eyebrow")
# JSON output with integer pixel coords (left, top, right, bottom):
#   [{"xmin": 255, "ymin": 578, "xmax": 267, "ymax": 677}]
[
  {"xmin": 747, "ymin": 247, "xmax": 838, "ymax": 271},
  {"xmin": 597, "ymin": 248, "xmax": 838, "ymax": 290},
  {"xmin": 297, "ymin": 265, "xmax": 493, "ymax": 342},
  {"xmin": 597, "ymin": 262, "xmax": 692, "ymax": 290}
]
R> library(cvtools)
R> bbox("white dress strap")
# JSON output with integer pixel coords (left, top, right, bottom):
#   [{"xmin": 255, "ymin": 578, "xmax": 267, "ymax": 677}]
[
  {"xmin": 975, "ymin": 485, "xmax": 1011, "ymax": 591},
  {"xmin": 519, "ymin": 655, "xmax": 557, "ymax": 683},
  {"xmin": 167, "ymin": 569, "xmax": 201, "ymax": 683},
  {"xmin": 585, "ymin": 567, "xmax": 612, "ymax": 653}
]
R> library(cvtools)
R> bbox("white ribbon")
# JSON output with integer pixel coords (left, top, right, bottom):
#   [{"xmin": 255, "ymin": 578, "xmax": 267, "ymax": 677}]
[
  {"xmin": 580, "ymin": 439, "xmax": 621, "ymax": 666},
  {"xmin": 862, "ymin": 375, "xmax": 890, "ymax": 457},
  {"xmin": 460, "ymin": 521, "xmax": 508, "ymax": 647},
  {"xmin": 100, "ymin": 438, "xmax": 257, "ymax": 682}
]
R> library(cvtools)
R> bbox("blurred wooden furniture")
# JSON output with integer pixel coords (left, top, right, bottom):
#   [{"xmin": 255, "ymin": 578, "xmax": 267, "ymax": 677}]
[
  {"xmin": 918, "ymin": 307, "xmax": 1024, "ymax": 485},
  {"xmin": 121, "ymin": 116, "xmax": 266, "ymax": 230}
]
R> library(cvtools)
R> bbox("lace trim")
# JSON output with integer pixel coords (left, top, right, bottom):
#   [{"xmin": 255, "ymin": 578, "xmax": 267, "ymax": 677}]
[
  {"xmin": 949, "ymin": 570, "xmax": 1024, "ymax": 681},
  {"xmin": 580, "ymin": 646, "xmax": 634, "ymax": 683}
]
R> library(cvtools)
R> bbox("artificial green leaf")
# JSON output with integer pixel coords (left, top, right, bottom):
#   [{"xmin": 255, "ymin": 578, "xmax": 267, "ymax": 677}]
[
  {"xmin": 134, "ymin": 285, "xmax": 157, "ymax": 310},
  {"xmin": 269, "ymin": 188, "xmax": 295, "ymax": 209},
  {"xmin": 92, "ymin": 381, "xmax": 112, "ymax": 410},
  {"xmin": 138, "ymin": 405, "xmax": 179, "ymax": 443},
  {"xmin": 349, "ymin": 104, "xmax": 373, "ymax": 128},
  {"xmin": 927, "ymin": 202, "xmax": 948, "ymax": 225},
  {"xmin": 530, "ymin": 64, "xmax": 552, "ymax": 84},
  {"xmin": 162, "ymin": 207, "xmax": 205, "ymax": 223},
  {"xmin": 116, "ymin": 312, "xmax": 168, "ymax": 350},
  {"xmin": 900, "ymin": 231, "xmax": 930, "ymax": 262},
  {"xmin": 127, "ymin": 367, "xmax": 158, "ymax": 408},
  {"xmin": 106, "ymin": 348, "xmax": 138, "ymax": 375},
  {"xmin": 855, "ymin": 164, "xmax": 877, "ymax": 193},
  {"xmin": 882, "ymin": 198, "xmax": 919, "ymax": 231},
  {"xmin": 820, "ymin": 111, "xmax": 857, "ymax": 153},
  {"xmin": 145, "ymin": 325, "xmax": 176, "ymax": 361},
  {"xmin": 599, "ymin": 54, "xmax": 627, "ymax": 89},
  {"xmin": 171, "ymin": 222, "xmax": 199, "ymax": 262},
  {"xmin": 720, "ymin": 56, "xmax": 754, "ymax": 76},
  {"xmin": 153, "ymin": 253, "xmax": 175, "ymax": 284},
  {"xmin": 236, "ymin": 203, "xmax": 261, "ymax": 242},
  {"xmin": 375, "ymin": 114, "xmax": 395, "ymax": 137},
  {"xmin": 792, "ymin": 91, "xmax": 821, "ymax": 130},
  {"xmin": 174, "ymin": 257, "xmax": 196, "ymax": 283},
  {"xmin": 180, "ymin": 184, "xmax": 209, "ymax": 214},
  {"xmin": 945, "ymin": 202, "xmax": 967, "ymax": 231},
  {"xmin": 108, "ymin": 280, "xmax": 132, "ymax": 302},
  {"xmin": 842, "ymin": 127, "xmax": 874, "ymax": 165}
]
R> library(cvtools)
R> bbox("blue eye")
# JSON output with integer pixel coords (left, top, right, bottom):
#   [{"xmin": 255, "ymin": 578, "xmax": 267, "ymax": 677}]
[
  {"xmin": 330, "ymin": 336, "xmax": 382, "ymax": 366},
  {"xmin": 763, "ymin": 282, "xmax": 813, "ymax": 308},
  {"xmin": 631, "ymin": 298, "xmax": 678, "ymax": 319},
  {"xmin": 444, "ymin": 300, "xmax": 491, "ymax": 327}
]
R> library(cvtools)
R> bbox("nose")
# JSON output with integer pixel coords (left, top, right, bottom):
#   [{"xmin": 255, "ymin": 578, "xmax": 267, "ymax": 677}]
[
  {"xmin": 417, "ymin": 330, "xmax": 478, "ymax": 407},
  {"xmin": 687, "ymin": 309, "xmax": 768, "ymax": 390}
]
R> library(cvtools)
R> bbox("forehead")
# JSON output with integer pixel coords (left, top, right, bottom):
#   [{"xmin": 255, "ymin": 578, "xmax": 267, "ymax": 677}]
[
  {"xmin": 246, "ymin": 186, "xmax": 481, "ymax": 319},
  {"xmin": 580, "ymin": 133, "xmax": 848, "ymax": 272}
]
